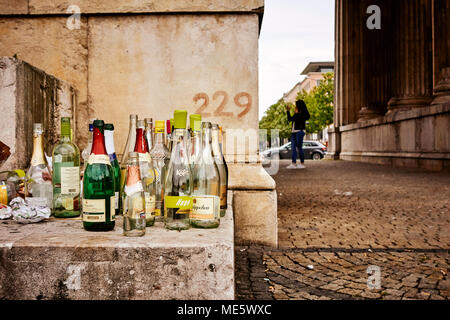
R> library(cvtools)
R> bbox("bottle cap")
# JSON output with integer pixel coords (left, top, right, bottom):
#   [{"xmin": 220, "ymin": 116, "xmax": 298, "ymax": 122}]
[
  {"xmin": 33, "ymin": 123, "xmax": 43, "ymax": 134},
  {"xmin": 93, "ymin": 120, "xmax": 104, "ymax": 127},
  {"xmin": 202, "ymin": 121, "xmax": 211, "ymax": 129},
  {"xmin": 212, "ymin": 123, "xmax": 219, "ymax": 129},
  {"xmin": 173, "ymin": 110, "xmax": 187, "ymax": 129},
  {"xmin": 145, "ymin": 118, "xmax": 153, "ymax": 125},
  {"xmin": 130, "ymin": 114, "xmax": 137, "ymax": 120},
  {"xmin": 166, "ymin": 120, "xmax": 172, "ymax": 134},
  {"xmin": 61, "ymin": 117, "xmax": 71, "ymax": 136},
  {"xmin": 104, "ymin": 123, "xmax": 114, "ymax": 131},
  {"xmin": 190, "ymin": 114, "xmax": 202, "ymax": 131},
  {"xmin": 155, "ymin": 120, "xmax": 165, "ymax": 133}
]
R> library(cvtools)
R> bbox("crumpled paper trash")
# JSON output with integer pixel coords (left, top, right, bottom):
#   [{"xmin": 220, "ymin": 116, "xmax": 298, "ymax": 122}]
[
  {"xmin": 8, "ymin": 197, "xmax": 51, "ymax": 224},
  {"xmin": 0, "ymin": 203, "xmax": 12, "ymax": 220}
]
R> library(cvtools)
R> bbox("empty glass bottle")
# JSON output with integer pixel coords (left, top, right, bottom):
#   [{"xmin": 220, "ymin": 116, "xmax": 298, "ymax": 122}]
[
  {"xmin": 105, "ymin": 123, "xmax": 121, "ymax": 216},
  {"xmin": 164, "ymin": 110, "xmax": 193, "ymax": 231},
  {"xmin": 145, "ymin": 118, "xmax": 154, "ymax": 151},
  {"xmin": 191, "ymin": 122, "xmax": 220, "ymax": 228},
  {"xmin": 134, "ymin": 120, "xmax": 156, "ymax": 227},
  {"xmin": 82, "ymin": 120, "xmax": 115, "ymax": 231},
  {"xmin": 120, "ymin": 114, "xmax": 138, "ymax": 210},
  {"xmin": 211, "ymin": 124, "xmax": 228, "ymax": 217},
  {"xmin": 122, "ymin": 152, "xmax": 146, "ymax": 237},
  {"xmin": 149, "ymin": 120, "xmax": 170, "ymax": 222},
  {"xmin": 189, "ymin": 114, "xmax": 202, "ymax": 167},
  {"xmin": 25, "ymin": 123, "xmax": 53, "ymax": 208},
  {"xmin": 52, "ymin": 117, "xmax": 81, "ymax": 217}
]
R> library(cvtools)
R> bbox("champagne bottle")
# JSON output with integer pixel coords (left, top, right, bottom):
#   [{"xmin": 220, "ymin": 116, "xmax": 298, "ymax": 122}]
[
  {"xmin": 191, "ymin": 122, "xmax": 220, "ymax": 228},
  {"xmin": 120, "ymin": 114, "xmax": 138, "ymax": 210},
  {"xmin": 189, "ymin": 114, "xmax": 202, "ymax": 167},
  {"xmin": 105, "ymin": 123, "xmax": 121, "ymax": 216},
  {"xmin": 145, "ymin": 118, "xmax": 154, "ymax": 151},
  {"xmin": 123, "ymin": 152, "xmax": 146, "ymax": 237},
  {"xmin": 134, "ymin": 120, "xmax": 156, "ymax": 227},
  {"xmin": 52, "ymin": 117, "xmax": 81, "ymax": 217},
  {"xmin": 212, "ymin": 124, "xmax": 228, "ymax": 217},
  {"xmin": 149, "ymin": 120, "xmax": 170, "ymax": 222},
  {"xmin": 25, "ymin": 123, "xmax": 53, "ymax": 208},
  {"xmin": 164, "ymin": 110, "xmax": 193, "ymax": 231},
  {"xmin": 83, "ymin": 120, "xmax": 115, "ymax": 231}
]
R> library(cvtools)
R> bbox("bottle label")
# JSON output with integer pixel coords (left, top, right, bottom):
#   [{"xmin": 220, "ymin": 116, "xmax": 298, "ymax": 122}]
[
  {"xmin": 154, "ymin": 208, "xmax": 161, "ymax": 216},
  {"xmin": 110, "ymin": 196, "xmax": 115, "ymax": 221},
  {"xmin": 165, "ymin": 196, "xmax": 193, "ymax": 213},
  {"xmin": 60, "ymin": 166, "xmax": 80, "ymax": 194},
  {"xmin": 114, "ymin": 191, "xmax": 119, "ymax": 210},
  {"xmin": 82, "ymin": 199, "xmax": 106, "ymax": 222},
  {"xmin": 220, "ymin": 185, "xmax": 227, "ymax": 207},
  {"xmin": 88, "ymin": 154, "xmax": 111, "ymax": 165},
  {"xmin": 0, "ymin": 185, "xmax": 8, "ymax": 205},
  {"xmin": 144, "ymin": 192, "xmax": 156, "ymax": 216},
  {"xmin": 191, "ymin": 195, "xmax": 219, "ymax": 220}
]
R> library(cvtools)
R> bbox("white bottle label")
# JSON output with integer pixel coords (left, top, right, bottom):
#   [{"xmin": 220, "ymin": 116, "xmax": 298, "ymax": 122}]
[
  {"xmin": 61, "ymin": 166, "xmax": 80, "ymax": 194},
  {"xmin": 191, "ymin": 195, "xmax": 219, "ymax": 220}
]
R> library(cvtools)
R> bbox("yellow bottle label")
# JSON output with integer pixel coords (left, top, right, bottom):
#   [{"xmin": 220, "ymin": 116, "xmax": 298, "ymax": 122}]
[
  {"xmin": 0, "ymin": 185, "xmax": 8, "ymax": 205},
  {"xmin": 191, "ymin": 195, "xmax": 218, "ymax": 220},
  {"xmin": 82, "ymin": 198, "xmax": 105, "ymax": 222}
]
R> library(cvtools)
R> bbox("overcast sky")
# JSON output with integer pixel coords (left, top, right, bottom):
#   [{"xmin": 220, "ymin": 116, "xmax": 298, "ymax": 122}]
[{"xmin": 258, "ymin": 0, "xmax": 335, "ymax": 118}]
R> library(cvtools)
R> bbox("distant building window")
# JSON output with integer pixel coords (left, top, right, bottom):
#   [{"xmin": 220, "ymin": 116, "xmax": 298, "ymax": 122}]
[{"xmin": 320, "ymin": 67, "xmax": 334, "ymax": 73}]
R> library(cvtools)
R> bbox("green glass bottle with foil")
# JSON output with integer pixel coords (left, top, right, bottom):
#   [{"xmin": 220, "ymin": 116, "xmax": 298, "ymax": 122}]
[
  {"xmin": 134, "ymin": 119, "xmax": 156, "ymax": 227},
  {"xmin": 164, "ymin": 110, "xmax": 193, "ymax": 231},
  {"xmin": 105, "ymin": 123, "xmax": 121, "ymax": 216},
  {"xmin": 212, "ymin": 124, "xmax": 228, "ymax": 217},
  {"xmin": 191, "ymin": 122, "xmax": 220, "ymax": 228},
  {"xmin": 149, "ymin": 120, "xmax": 170, "ymax": 222},
  {"xmin": 123, "ymin": 152, "xmax": 146, "ymax": 237},
  {"xmin": 82, "ymin": 120, "xmax": 115, "ymax": 231},
  {"xmin": 25, "ymin": 123, "xmax": 53, "ymax": 208},
  {"xmin": 52, "ymin": 117, "xmax": 81, "ymax": 217}
]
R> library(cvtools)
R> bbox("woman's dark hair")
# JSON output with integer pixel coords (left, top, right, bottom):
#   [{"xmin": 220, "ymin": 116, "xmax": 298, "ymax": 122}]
[{"xmin": 295, "ymin": 99, "xmax": 307, "ymax": 113}]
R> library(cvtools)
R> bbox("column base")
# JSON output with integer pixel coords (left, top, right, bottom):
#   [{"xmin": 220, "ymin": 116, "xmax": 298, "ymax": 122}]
[
  {"xmin": 432, "ymin": 67, "xmax": 450, "ymax": 105},
  {"xmin": 386, "ymin": 96, "xmax": 432, "ymax": 114},
  {"xmin": 357, "ymin": 107, "xmax": 383, "ymax": 122}
]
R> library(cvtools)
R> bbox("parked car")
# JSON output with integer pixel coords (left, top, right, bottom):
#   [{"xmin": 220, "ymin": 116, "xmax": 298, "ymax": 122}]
[{"xmin": 261, "ymin": 140, "xmax": 327, "ymax": 161}]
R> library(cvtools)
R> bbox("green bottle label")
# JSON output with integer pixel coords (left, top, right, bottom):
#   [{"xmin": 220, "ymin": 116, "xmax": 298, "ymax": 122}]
[{"xmin": 165, "ymin": 196, "xmax": 193, "ymax": 210}]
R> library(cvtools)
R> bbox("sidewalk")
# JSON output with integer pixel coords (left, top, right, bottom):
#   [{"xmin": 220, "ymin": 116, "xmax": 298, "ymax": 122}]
[{"xmin": 235, "ymin": 160, "xmax": 450, "ymax": 300}]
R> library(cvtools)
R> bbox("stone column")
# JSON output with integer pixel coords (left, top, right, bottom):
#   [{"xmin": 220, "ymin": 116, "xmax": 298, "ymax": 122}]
[
  {"xmin": 335, "ymin": 0, "xmax": 365, "ymax": 126},
  {"xmin": 431, "ymin": 0, "xmax": 450, "ymax": 105},
  {"xmin": 358, "ymin": 0, "xmax": 392, "ymax": 121},
  {"xmin": 387, "ymin": 0, "xmax": 433, "ymax": 112}
]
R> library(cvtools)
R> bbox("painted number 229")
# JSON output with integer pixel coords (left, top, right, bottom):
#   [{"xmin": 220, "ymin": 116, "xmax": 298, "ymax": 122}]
[{"xmin": 193, "ymin": 91, "xmax": 252, "ymax": 118}]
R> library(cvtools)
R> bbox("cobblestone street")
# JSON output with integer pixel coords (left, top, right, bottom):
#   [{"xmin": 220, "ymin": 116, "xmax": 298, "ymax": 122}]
[{"xmin": 235, "ymin": 160, "xmax": 450, "ymax": 300}]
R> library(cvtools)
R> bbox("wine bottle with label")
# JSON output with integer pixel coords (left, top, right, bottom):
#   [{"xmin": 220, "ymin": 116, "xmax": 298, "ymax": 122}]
[
  {"xmin": 25, "ymin": 123, "xmax": 53, "ymax": 208},
  {"xmin": 211, "ymin": 124, "xmax": 228, "ymax": 217},
  {"xmin": 123, "ymin": 152, "xmax": 146, "ymax": 237},
  {"xmin": 52, "ymin": 117, "xmax": 81, "ymax": 217},
  {"xmin": 191, "ymin": 122, "xmax": 220, "ymax": 228},
  {"xmin": 149, "ymin": 120, "xmax": 170, "ymax": 222},
  {"xmin": 82, "ymin": 120, "xmax": 115, "ymax": 231},
  {"xmin": 119, "ymin": 114, "xmax": 137, "ymax": 211},
  {"xmin": 164, "ymin": 110, "xmax": 193, "ymax": 231},
  {"xmin": 105, "ymin": 123, "xmax": 121, "ymax": 216},
  {"xmin": 189, "ymin": 114, "xmax": 202, "ymax": 167},
  {"xmin": 134, "ymin": 120, "xmax": 156, "ymax": 227}
]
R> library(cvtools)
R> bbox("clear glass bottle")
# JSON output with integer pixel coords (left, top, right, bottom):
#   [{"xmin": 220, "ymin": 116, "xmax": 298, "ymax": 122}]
[
  {"xmin": 164, "ymin": 110, "xmax": 193, "ymax": 231},
  {"xmin": 25, "ymin": 123, "xmax": 53, "ymax": 208},
  {"xmin": 105, "ymin": 123, "xmax": 121, "ymax": 216},
  {"xmin": 123, "ymin": 152, "xmax": 146, "ymax": 237},
  {"xmin": 145, "ymin": 118, "xmax": 154, "ymax": 151},
  {"xmin": 191, "ymin": 122, "xmax": 220, "ymax": 228},
  {"xmin": 189, "ymin": 114, "xmax": 202, "ymax": 167},
  {"xmin": 120, "ymin": 114, "xmax": 138, "ymax": 209},
  {"xmin": 149, "ymin": 120, "xmax": 170, "ymax": 222},
  {"xmin": 82, "ymin": 120, "xmax": 115, "ymax": 231},
  {"xmin": 212, "ymin": 124, "xmax": 228, "ymax": 217},
  {"xmin": 81, "ymin": 122, "xmax": 94, "ymax": 170},
  {"xmin": 52, "ymin": 117, "xmax": 81, "ymax": 217},
  {"xmin": 134, "ymin": 120, "xmax": 156, "ymax": 227}
]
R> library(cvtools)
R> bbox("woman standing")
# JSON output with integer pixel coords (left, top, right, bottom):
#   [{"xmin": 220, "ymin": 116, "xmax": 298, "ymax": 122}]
[{"xmin": 286, "ymin": 100, "xmax": 310, "ymax": 169}]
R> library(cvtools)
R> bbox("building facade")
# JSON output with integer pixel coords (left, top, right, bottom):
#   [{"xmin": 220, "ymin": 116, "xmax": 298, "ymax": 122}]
[{"xmin": 328, "ymin": 0, "xmax": 450, "ymax": 171}]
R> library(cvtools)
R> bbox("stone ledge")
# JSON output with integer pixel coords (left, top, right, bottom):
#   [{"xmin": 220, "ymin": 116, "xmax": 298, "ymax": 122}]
[
  {"xmin": 340, "ymin": 151, "xmax": 450, "ymax": 160},
  {"xmin": 22, "ymin": 0, "xmax": 265, "ymax": 15},
  {"xmin": 228, "ymin": 163, "xmax": 276, "ymax": 190},
  {"xmin": 0, "ymin": 206, "xmax": 234, "ymax": 299}
]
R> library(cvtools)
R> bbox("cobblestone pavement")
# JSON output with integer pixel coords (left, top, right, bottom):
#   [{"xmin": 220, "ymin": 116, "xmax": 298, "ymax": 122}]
[{"xmin": 235, "ymin": 160, "xmax": 450, "ymax": 300}]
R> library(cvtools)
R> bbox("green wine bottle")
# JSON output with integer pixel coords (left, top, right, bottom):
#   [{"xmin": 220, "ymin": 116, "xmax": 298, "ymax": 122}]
[
  {"xmin": 52, "ymin": 117, "xmax": 81, "ymax": 217},
  {"xmin": 82, "ymin": 120, "xmax": 115, "ymax": 231}
]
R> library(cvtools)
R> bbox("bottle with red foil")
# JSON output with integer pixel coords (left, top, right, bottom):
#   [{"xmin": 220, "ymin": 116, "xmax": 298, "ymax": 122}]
[
  {"xmin": 134, "ymin": 120, "xmax": 156, "ymax": 227},
  {"xmin": 82, "ymin": 120, "xmax": 115, "ymax": 231}
]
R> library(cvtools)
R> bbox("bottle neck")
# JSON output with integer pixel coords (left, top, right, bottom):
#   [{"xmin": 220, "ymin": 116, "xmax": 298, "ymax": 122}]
[
  {"xmin": 61, "ymin": 122, "xmax": 71, "ymax": 142},
  {"xmin": 211, "ymin": 129, "xmax": 222, "ymax": 157},
  {"xmin": 201, "ymin": 129, "xmax": 215, "ymax": 164},
  {"xmin": 126, "ymin": 162, "xmax": 141, "ymax": 186},
  {"xmin": 134, "ymin": 128, "xmax": 149, "ymax": 153},
  {"xmin": 91, "ymin": 127, "xmax": 108, "ymax": 155},
  {"xmin": 30, "ymin": 132, "xmax": 46, "ymax": 166},
  {"xmin": 104, "ymin": 130, "xmax": 116, "ymax": 155},
  {"xmin": 127, "ymin": 120, "xmax": 137, "ymax": 152},
  {"xmin": 154, "ymin": 131, "xmax": 165, "ymax": 145}
]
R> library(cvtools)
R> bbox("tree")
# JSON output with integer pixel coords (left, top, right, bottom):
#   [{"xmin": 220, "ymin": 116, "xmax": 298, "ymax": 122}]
[{"xmin": 259, "ymin": 72, "xmax": 334, "ymax": 137}]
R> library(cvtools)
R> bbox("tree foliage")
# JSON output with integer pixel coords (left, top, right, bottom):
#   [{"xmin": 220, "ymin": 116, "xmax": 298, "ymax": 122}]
[{"xmin": 259, "ymin": 72, "xmax": 334, "ymax": 137}]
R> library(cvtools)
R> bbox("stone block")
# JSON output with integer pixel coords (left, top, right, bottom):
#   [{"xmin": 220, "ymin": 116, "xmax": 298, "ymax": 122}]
[
  {"xmin": 435, "ymin": 114, "xmax": 450, "ymax": 152},
  {"xmin": 0, "ymin": 208, "xmax": 234, "ymax": 299},
  {"xmin": 233, "ymin": 189, "xmax": 277, "ymax": 247},
  {"xmin": 398, "ymin": 119, "xmax": 416, "ymax": 152},
  {"xmin": 0, "ymin": 0, "xmax": 28, "ymax": 15},
  {"xmin": 0, "ymin": 57, "xmax": 77, "ymax": 171},
  {"xmin": 0, "ymin": 18, "xmax": 88, "ymax": 148},
  {"xmin": 228, "ymin": 163, "xmax": 276, "ymax": 190}
]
